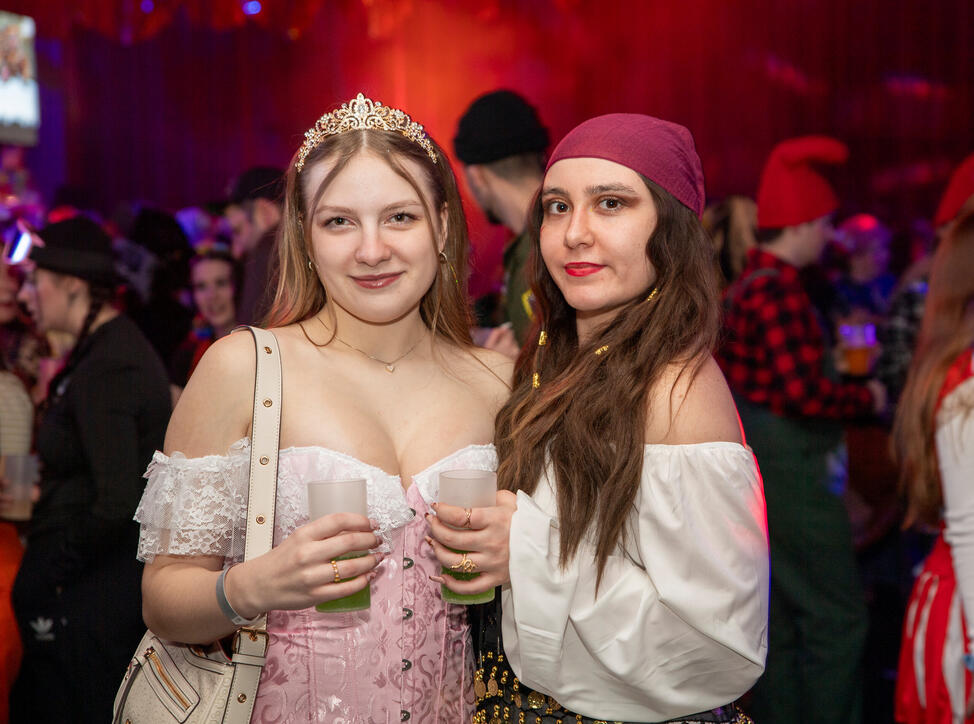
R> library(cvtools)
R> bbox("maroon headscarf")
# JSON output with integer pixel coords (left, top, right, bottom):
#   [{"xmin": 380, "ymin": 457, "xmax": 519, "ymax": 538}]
[{"xmin": 546, "ymin": 113, "xmax": 705, "ymax": 217}]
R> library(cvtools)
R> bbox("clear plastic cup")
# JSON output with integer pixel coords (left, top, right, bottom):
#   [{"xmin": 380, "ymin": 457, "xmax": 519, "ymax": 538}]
[
  {"xmin": 306, "ymin": 477, "xmax": 371, "ymax": 613},
  {"xmin": 438, "ymin": 469, "xmax": 497, "ymax": 605},
  {"xmin": 0, "ymin": 454, "xmax": 39, "ymax": 522},
  {"xmin": 838, "ymin": 323, "xmax": 877, "ymax": 376}
]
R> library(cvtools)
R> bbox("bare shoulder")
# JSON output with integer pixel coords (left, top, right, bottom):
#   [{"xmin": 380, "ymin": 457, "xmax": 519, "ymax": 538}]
[
  {"xmin": 645, "ymin": 355, "xmax": 743, "ymax": 446},
  {"xmin": 164, "ymin": 330, "xmax": 257, "ymax": 456},
  {"xmin": 265, "ymin": 321, "xmax": 311, "ymax": 351},
  {"xmin": 440, "ymin": 343, "xmax": 513, "ymax": 410},
  {"xmin": 468, "ymin": 346, "xmax": 515, "ymax": 387}
]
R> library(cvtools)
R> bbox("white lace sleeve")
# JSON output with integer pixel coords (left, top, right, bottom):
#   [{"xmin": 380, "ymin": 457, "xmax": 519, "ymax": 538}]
[{"xmin": 134, "ymin": 439, "xmax": 251, "ymax": 563}]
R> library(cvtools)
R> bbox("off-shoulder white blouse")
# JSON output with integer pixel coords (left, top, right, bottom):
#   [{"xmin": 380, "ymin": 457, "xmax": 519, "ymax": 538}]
[{"xmin": 502, "ymin": 441, "xmax": 769, "ymax": 722}]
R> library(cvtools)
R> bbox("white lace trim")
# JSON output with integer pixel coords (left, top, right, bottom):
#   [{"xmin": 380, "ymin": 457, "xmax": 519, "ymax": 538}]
[
  {"xmin": 134, "ymin": 439, "xmax": 251, "ymax": 563},
  {"xmin": 275, "ymin": 445, "xmax": 411, "ymax": 554},
  {"xmin": 135, "ymin": 439, "xmax": 497, "ymax": 563}
]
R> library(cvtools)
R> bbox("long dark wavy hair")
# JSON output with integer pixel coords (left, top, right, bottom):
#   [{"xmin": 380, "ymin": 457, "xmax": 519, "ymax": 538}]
[
  {"xmin": 894, "ymin": 209, "xmax": 974, "ymax": 526},
  {"xmin": 494, "ymin": 176, "xmax": 720, "ymax": 586}
]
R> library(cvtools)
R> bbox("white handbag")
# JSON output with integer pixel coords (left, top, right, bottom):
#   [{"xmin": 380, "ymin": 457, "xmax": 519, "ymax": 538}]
[{"xmin": 113, "ymin": 326, "xmax": 282, "ymax": 724}]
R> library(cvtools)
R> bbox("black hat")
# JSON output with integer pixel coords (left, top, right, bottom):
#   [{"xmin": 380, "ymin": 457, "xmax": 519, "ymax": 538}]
[
  {"xmin": 453, "ymin": 90, "xmax": 549, "ymax": 165},
  {"xmin": 130, "ymin": 207, "xmax": 191, "ymax": 260},
  {"xmin": 32, "ymin": 217, "xmax": 116, "ymax": 286},
  {"xmin": 227, "ymin": 166, "xmax": 285, "ymax": 206}
]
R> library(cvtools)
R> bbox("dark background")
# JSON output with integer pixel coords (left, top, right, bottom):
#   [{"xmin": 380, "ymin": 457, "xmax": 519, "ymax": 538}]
[{"xmin": 8, "ymin": 0, "xmax": 974, "ymax": 294}]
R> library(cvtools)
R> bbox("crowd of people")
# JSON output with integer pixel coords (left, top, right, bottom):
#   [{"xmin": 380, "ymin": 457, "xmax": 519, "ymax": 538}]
[{"xmin": 0, "ymin": 88, "xmax": 970, "ymax": 723}]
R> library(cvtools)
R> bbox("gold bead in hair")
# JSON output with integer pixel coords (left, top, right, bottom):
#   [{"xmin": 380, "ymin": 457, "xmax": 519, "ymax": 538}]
[
  {"xmin": 296, "ymin": 93, "xmax": 437, "ymax": 171},
  {"xmin": 531, "ymin": 330, "xmax": 546, "ymax": 390},
  {"xmin": 594, "ymin": 345, "xmax": 609, "ymax": 356}
]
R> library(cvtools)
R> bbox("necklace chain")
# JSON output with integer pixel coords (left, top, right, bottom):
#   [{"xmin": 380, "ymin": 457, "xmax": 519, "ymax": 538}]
[{"xmin": 317, "ymin": 317, "xmax": 424, "ymax": 373}]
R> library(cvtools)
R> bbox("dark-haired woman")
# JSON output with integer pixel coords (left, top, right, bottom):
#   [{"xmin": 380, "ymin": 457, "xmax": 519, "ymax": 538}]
[
  {"xmin": 169, "ymin": 244, "xmax": 240, "ymax": 404},
  {"xmin": 9, "ymin": 217, "xmax": 171, "ymax": 721},
  {"xmin": 428, "ymin": 114, "xmax": 769, "ymax": 722},
  {"xmin": 894, "ymin": 210, "xmax": 974, "ymax": 724}
]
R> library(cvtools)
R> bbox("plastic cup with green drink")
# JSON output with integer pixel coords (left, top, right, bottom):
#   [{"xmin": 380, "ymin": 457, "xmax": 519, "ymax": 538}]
[
  {"xmin": 306, "ymin": 477, "xmax": 372, "ymax": 613},
  {"xmin": 438, "ymin": 469, "xmax": 497, "ymax": 605}
]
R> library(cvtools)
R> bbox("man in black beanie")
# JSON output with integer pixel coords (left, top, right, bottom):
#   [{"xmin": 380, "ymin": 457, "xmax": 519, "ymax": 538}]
[{"xmin": 454, "ymin": 90, "xmax": 549, "ymax": 349}]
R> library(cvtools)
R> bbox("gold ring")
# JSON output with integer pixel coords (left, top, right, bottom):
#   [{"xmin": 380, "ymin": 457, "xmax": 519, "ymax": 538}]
[
  {"xmin": 449, "ymin": 553, "xmax": 477, "ymax": 573},
  {"xmin": 330, "ymin": 559, "xmax": 341, "ymax": 583},
  {"xmin": 462, "ymin": 507, "xmax": 473, "ymax": 529}
]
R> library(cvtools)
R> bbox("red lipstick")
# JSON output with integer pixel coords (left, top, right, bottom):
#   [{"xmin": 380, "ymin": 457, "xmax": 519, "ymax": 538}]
[
  {"xmin": 352, "ymin": 272, "xmax": 403, "ymax": 289},
  {"xmin": 564, "ymin": 263, "xmax": 605, "ymax": 277}
]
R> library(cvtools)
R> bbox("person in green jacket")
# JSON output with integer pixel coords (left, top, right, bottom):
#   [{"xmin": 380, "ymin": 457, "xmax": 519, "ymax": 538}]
[{"xmin": 454, "ymin": 90, "xmax": 549, "ymax": 356}]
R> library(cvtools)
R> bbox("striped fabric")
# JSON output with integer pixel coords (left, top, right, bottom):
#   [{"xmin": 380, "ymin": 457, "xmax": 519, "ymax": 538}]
[
  {"xmin": 897, "ymin": 535, "xmax": 971, "ymax": 723},
  {"xmin": 0, "ymin": 371, "xmax": 32, "ymax": 455}
]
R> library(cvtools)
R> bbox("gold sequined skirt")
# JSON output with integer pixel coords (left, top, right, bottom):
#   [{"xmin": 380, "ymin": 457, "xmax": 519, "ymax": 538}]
[{"xmin": 472, "ymin": 650, "xmax": 754, "ymax": 724}]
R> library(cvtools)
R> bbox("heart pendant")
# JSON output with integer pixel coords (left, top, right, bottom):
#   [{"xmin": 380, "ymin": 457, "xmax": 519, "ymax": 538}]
[{"xmin": 385, "ymin": 364, "xmax": 395, "ymax": 373}]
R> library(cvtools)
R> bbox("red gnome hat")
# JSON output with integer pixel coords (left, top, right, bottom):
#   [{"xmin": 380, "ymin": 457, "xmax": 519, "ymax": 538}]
[
  {"xmin": 934, "ymin": 152, "xmax": 974, "ymax": 228},
  {"xmin": 756, "ymin": 136, "xmax": 849, "ymax": 229}
]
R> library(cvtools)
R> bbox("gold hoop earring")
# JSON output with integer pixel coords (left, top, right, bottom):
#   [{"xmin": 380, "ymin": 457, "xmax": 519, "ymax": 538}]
[
  {"xmin": 308, "ymin": 259, "xmax": 316, "ymax": 271},
  {"xmin": 438, "ymin": 251, "xmax": 448, "ymax": 263}
]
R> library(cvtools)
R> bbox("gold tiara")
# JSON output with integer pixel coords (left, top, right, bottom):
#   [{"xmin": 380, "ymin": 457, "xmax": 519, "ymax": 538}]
[{"xmin": 295, "ymin": 93, "xmax": 437, "ymax": 171}]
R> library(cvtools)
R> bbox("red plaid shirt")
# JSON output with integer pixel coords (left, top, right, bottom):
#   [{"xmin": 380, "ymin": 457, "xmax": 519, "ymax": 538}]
[{"xmin": 716, "ymin": 248, "xmax": 874, "ymax": 419}]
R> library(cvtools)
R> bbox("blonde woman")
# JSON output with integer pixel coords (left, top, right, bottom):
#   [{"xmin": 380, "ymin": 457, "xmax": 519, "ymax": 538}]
[{"xmin": 136, "ymin": 95, "xmax": 511, "ymax": 722}]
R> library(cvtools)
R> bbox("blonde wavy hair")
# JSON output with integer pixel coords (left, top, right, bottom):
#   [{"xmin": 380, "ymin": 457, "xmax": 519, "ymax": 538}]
[{"xmin": 265, "ymin": 127, "xmax": 473, "ymax": 351}]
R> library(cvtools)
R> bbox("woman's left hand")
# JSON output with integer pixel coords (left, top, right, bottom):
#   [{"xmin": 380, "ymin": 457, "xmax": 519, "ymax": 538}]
[{"xmin": 426, "ymin": 490, "xmax": 517, "ymax": 594}]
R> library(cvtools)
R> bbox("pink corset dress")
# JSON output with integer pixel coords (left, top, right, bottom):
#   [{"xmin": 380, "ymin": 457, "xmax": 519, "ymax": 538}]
[{"xmin": 136, "ymin": 439, "xmax": 498, "ymax": 723}]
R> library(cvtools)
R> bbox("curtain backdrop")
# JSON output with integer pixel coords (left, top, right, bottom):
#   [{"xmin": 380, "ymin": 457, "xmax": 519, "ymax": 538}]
[{"xmin": 10, "ymin": 0, "xmax": 974, "ymax": 295}]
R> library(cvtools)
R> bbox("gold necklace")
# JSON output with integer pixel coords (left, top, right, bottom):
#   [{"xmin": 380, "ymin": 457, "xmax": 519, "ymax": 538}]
[{"xmin": 317, "ymin": 316, "xmax": 424, "ymax": 373}]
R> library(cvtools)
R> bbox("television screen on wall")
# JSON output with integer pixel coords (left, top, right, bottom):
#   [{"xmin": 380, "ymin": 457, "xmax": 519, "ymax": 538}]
[{"xmin": 0, "ymin": 12, "xmax": 39, "ymax": 146}]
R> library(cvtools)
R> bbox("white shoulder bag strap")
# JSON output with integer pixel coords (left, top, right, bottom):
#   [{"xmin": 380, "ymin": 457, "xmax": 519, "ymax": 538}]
[{"xmin": 223, "ymin": 325, "xmax": 282, "ymax": 724}]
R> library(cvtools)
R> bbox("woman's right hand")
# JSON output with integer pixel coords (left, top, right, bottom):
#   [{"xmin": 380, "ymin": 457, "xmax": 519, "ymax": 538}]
[
  {"xmin": 481, "ymin": 325, "xmax": 520, "ymax": 360},
  {"xmin": 224, "ymin": 512, "xmax": 383, "ymax": 618},
  {"xmin": 426, "ymin": 490, "xmax": 517, "ymax": 593},
  {"xmin": 866, "ymin": 378, "xmax": 888, "ymax": 416}
]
